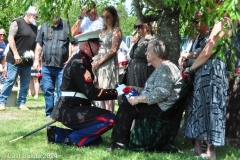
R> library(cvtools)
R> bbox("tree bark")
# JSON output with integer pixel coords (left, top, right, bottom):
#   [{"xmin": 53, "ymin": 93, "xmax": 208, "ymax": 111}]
[
  {"xmin": 133, "ymin": 0, "xmax": 181, "ymax": 65},
  {"xmin": 157, "ymin": 11, "xmax": 180, "ymax": 65}
]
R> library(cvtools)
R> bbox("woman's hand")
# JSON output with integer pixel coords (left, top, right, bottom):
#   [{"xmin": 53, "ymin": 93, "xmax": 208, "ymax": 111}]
[
  {"xmin": 178, "ymin": 51, "xmax": 190, "ymax": 66},
  {"xmin": 14, "ymin": 53, "xmax": 21, "ymax": 64},
  {"xmin": 128, "ymin": 96, "xmax": 139, "ymax": 106},
  {"xmin": 183, "ymin": 67, "xmax": 192, "ymax": 74},
  {"xmin": 92, "ymin": 60, "xmax": 101, "ymax": 71}
]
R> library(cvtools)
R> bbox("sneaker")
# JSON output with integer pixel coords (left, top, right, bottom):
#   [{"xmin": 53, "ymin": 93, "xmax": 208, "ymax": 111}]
[
  {"xmin": 0, "ymin": 104, "xmax": 6, "ymax": 111},
  {"xmin": 19, "ymin": 104, "xmax": 29, "ymax": 110},
  {"xmin": 45, "ymin": 115, "xmax": 51, "ymax": 121}
]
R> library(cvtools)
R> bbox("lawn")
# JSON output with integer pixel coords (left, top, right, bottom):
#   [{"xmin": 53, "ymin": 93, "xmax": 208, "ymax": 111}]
[{"xmin": 0, "ymin": 94, "xmax": 239, "ymax": 160}]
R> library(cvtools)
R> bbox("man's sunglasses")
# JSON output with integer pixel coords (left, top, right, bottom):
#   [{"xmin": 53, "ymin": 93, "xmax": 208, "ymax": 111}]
[
  {"xmin": 86, "ymin": 9, "xmax": 91, "ymax": 14},
  {"xmin": 0, "ymin": 34, "xmax": 5, "ymax": 36},
  {"xmin": 192, "ymin": 19, "xmax": 200, "ymax": 24},
  {"xmin": 31, "ymin": 14, "xmax": 38, "ymax": 19},
  {"xmin": 134, "ymin": 25, "xmax": 143, "ymax": 30}
]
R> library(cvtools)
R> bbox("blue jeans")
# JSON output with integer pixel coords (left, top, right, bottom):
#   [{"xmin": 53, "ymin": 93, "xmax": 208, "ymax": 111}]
[
  {"xmin": 0, "ymin": 63, "xmax": 31, "ymax": 106},
  {"xmin": 42, "ymin": 66, "xmax": 63, "ymax": 116},
  {"xmin": 54, "ymin": 80, "xmax": 59, "ymax": 106}
]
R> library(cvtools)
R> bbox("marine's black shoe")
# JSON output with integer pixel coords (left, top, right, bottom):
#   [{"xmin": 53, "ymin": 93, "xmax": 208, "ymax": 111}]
[
  {"xmin": 62, "ymin": 137, "xmax": 76, "ymax": 146},
  {"xmin": 46, "ymin": 125, "xmax": 56, "ymax": 144}
]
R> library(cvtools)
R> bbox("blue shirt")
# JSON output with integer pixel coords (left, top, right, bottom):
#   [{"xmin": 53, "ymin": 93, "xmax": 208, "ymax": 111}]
[{"xmin": 0, "ymin": 42, "xmax": 7, "ymax": 58}]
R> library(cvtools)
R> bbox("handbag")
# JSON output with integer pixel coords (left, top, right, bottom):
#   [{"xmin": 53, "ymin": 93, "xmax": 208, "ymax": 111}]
[
  {"xmin": 119, "ymin": 66, "xmax": 128, "ymax": 85},
  {"xmin": 119, "ymin": 59, "xmax": 132, "ymax": 85},
  {"xmin": 183, "ymin": 58, "xmax": 196, "ymax": 68}
]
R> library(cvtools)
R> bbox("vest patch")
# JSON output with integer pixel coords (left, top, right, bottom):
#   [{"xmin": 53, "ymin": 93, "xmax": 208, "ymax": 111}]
[{"xmin": 84, "ymin": 69, "xmax": 92, "ymax": 82}]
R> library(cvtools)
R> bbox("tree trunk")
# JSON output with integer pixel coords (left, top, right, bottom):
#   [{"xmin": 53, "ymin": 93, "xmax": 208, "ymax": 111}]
[
  {"xmin": 226, "ymin": 77, "xmax": 240, "ymax": 138},
  {"xmin": 157, "ymin": 12, "xmax": 180, "ymax": 65}
]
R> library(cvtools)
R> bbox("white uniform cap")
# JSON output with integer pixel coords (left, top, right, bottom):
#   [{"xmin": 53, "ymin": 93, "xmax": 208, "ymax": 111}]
[{"xmin": 74, "ymin": 29, "xmax": 102, "ymax": 42}]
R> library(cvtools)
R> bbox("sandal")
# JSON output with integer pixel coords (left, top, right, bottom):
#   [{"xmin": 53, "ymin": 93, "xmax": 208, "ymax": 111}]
[{"xmin": 106, "ymin": 142, "xmax": 124, "ymax": 151}]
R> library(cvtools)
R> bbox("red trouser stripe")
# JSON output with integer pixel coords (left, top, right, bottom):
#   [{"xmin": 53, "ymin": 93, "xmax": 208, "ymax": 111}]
[{"xmin": 77, "ymin": 117, "xmax": 114, "ymax": 146}]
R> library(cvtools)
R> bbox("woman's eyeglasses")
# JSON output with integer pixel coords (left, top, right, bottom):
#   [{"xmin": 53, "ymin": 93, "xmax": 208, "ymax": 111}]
[
  {"xmin": 192, "ymin": 19, "xmax": 200, "ymax": 24},
  {"xmin": 101, "ymin": 15, "xmax": 111, "ymax": 19},
  {"xmin": 134, "ymin": 25, "xmax": 143, "ymax": 30},
  {"xmin": 0, "ymin": 34, "xmax": 5, "ymax": 36}
]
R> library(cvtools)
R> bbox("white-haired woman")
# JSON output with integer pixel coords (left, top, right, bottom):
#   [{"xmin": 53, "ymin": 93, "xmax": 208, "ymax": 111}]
[{"xmin": 108, "ymin": 38, "xmax": 182, "ymax": 151}]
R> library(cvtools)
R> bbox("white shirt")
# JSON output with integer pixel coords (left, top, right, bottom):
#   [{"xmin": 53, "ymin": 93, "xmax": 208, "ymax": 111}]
[
  {"xmin": 81, "ymin": 17, "xmax": 103, "ymax": 33},
  {"xmin": 118, "ymin": 41, "xmax": 129, "ymax": 75}
]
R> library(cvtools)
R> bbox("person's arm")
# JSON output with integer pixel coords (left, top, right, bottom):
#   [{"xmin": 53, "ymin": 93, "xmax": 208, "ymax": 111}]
[
  {"xmin": 187, "ymin": 17, "xmax": 232, "ymax": 72},
  {"xmin": 1, "ymin": 56, "xmax": 6, "ymax": 72},
  {"xmin": 92, "ymin": 27, "xmax": 122, "ymax": 70},
  {"xmin": 8, "ymin": 21, "xmax": 21, "ymax": 64},
  {"xmin": 63, "ymin": 43, "xmax": 73, "ymax": 66},
  {"xmin": 68, "ymin": 43, "xmax": 73, "ymax": 60},
  {"xmin": 0, "ymin": 64, "xmax": 4, "ymax": 73},
  {"xmin": 71, "ymin": 5, "xmax": 89, "ymax": 37},
  {"xmin": 184, "ymin": 50, "xmax": 202, "ymax": 59},
  {"xmin": 39, "ymin": 52, "xmax": 43, "ymax": 69},
  {"xmin": 33, "ymin": 43, "xmax": 42, "ymax": 70},
  {"xmin": 178, "ymin": 49, "xmax": 202, "ymax": 66},
  {"xmin": 71, "ymin": 19, "xmax": 83, "ymax": 37}
]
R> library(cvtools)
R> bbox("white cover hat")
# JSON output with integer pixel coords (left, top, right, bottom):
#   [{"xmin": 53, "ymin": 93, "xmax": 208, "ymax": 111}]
[{"xmin": 74, "ymin": 29, "xmax": 102, "ymax": 42}]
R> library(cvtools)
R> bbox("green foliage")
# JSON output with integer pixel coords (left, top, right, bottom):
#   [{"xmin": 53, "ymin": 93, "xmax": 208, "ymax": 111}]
[
  {"xmin": 116, "ymin": 3, "xmax": 137, "ymax": 36},
  {"xmin": 0, "ymin": 0, "xmax": 26, "ymax": 39},
  {"xmin": 120, "ymin": 16, "xmax": 137, "ymax": 36},
  {"xmin": 116, "ymin": 3, "xmax": 128, "ymax": 19},
  {"xmin": 2, "ymin": 0, "xmax": 239, "ymax": 73},
  {"xmin": 0, "ymin": 0, "xmax": 134, "ymax": 40},
  {"xmin": 178, "ymin": 0, "xmax": 240, "ymax": 74}
]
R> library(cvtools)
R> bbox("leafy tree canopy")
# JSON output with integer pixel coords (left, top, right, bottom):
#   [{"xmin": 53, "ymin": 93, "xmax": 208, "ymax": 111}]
[
  {"xmin": 2, "ymin": 0, "xmax": 136, "ymax": 37},
  {"xmin": 2, "ymin": 0, "xmax": 240, "ymax": 72}
]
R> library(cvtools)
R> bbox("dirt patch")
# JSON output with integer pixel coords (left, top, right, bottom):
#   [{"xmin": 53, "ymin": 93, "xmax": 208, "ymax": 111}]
[{"xmin": 0, "ymin": 112, "xmax": 18, "ymax": 120}]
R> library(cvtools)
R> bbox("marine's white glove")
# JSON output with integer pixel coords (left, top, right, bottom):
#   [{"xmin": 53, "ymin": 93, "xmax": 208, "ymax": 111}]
[{"xmin": 116, "ymin": 84, "xmax": 126, "ymax": 96}]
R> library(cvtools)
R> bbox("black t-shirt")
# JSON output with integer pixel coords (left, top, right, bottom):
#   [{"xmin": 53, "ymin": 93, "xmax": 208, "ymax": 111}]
[{"xmin": 6, "ymin": 17, "xmax": 37, "ymax": 66}]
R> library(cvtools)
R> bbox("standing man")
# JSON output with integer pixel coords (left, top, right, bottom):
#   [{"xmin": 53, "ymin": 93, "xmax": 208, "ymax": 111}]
[
  {"xmin": 0, "ymin": 6, "xmax": 38, "ymax": 111},
  {"xmin": 71, "ymin": 0, "xmax": 103, "ymax": 37},
  {"xmin": 33, "ymin": 17, "xmax": 70, "ymax": 119}
]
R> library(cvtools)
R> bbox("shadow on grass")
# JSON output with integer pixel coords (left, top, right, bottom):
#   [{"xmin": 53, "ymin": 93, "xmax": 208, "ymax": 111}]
[
  {"xmin": 27, "ymin": 106, "xmax": 45, "ymax": 111},
  {"xmin": 174, "ymin": 134, "xmax": 240, "ymax": 159}
]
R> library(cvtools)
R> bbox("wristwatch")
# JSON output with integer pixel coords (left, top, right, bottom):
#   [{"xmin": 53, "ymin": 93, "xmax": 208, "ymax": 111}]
[{"xmin": 78, "ymin": 15, "xmax": 84, "ymax": 20}]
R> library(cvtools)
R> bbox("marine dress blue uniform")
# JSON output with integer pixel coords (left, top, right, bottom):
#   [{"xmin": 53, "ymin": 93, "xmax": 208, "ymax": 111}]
[{"xmin": 49, "ymin": 50, "xmax": 117, "ymax": 147}]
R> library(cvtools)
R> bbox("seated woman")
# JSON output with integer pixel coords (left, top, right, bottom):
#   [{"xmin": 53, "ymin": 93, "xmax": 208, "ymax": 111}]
[{"xmin": 108, "ymin": 38, "xmax": 183, "ymax": 151}]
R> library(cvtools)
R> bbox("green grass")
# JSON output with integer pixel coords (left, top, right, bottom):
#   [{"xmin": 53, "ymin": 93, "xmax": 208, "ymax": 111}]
[{"xmin": 0, "ymin": 94, "xmax": 239, "ymax": 160}]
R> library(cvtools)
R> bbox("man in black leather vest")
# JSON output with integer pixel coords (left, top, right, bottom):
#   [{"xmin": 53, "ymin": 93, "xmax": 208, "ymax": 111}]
[{"xmin": 0, "ymin": 6, "xmax": 38, "ymax": 111}]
